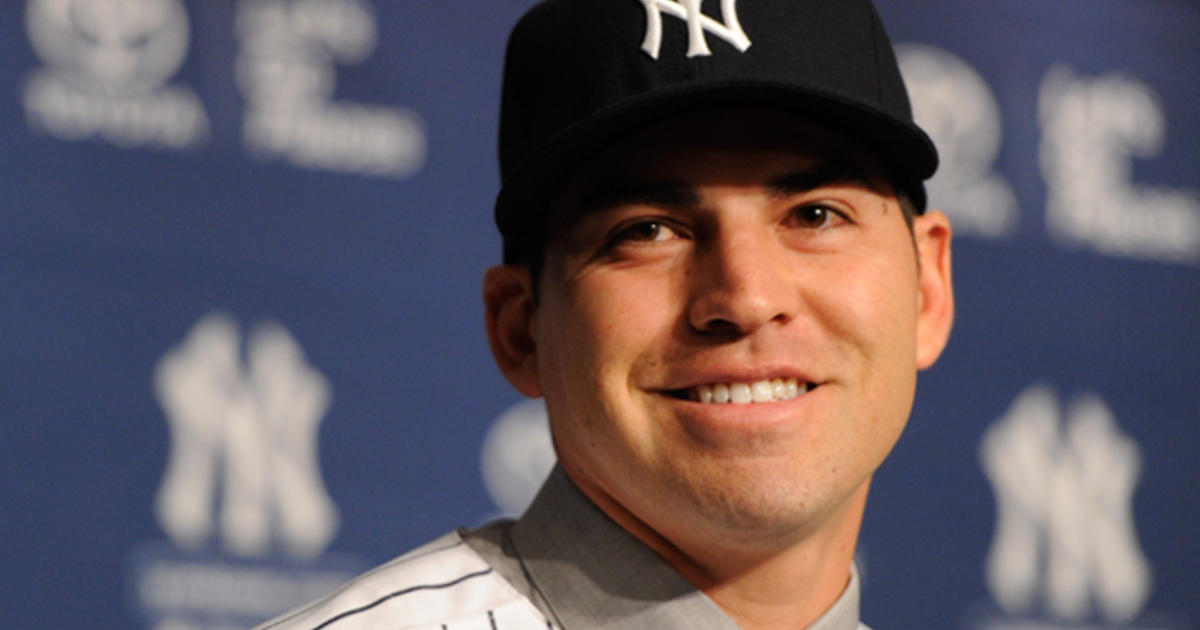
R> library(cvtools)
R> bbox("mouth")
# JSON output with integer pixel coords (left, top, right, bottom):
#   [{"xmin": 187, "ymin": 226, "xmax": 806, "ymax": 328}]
[{"xmin": 666, "ymin": 378, "xmax": 816, "ymax": 404}]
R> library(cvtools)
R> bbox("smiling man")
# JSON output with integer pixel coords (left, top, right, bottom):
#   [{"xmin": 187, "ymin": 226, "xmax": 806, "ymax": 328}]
[{"xmin": 256, "ymin": 1, "xmax": 952, "ymax": 629}]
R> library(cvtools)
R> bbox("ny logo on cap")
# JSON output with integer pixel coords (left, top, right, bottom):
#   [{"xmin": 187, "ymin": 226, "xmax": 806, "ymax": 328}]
[{"xmin": 638, "ymin": 0, "xmax": 751, "ymax": 59}]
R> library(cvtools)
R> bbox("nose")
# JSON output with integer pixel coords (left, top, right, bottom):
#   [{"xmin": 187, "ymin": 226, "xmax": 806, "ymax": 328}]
[{"xmin": 686, "ymin": 225, "xmax": 799, "ymax": 337}]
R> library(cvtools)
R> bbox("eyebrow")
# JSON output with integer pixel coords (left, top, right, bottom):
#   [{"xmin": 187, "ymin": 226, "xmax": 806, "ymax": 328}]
[
  {"xmin": 575, "ymin": 160, "xmax": 879, "ymax": 217},
  {"xmin": 576, "ymin": 181, "xmax": 701, "ymax": 217},
  {"xmin": 764, "ymin": 160, "xmax": 878, "ymax": 198}
]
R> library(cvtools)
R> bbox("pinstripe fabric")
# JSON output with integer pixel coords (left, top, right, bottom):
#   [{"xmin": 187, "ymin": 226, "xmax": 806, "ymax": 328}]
[{"xmin": 250, "ymin": 534, "xmax": 551, "ymax": 630}]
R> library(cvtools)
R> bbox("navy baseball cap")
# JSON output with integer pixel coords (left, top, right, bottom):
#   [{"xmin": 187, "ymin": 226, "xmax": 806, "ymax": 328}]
[{"xmin": 495, "ymin": 0, "xmax": 938, "ymax": 263}]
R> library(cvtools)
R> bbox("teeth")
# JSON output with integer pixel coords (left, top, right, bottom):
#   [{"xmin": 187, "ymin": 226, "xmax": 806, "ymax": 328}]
[
  {"xmin": 751, "ymin": 381, "xmax": 772, "ymax": 403},
  {"xmin": 691, "ymin": 378, "xmax": 809, "ymax": 404}
]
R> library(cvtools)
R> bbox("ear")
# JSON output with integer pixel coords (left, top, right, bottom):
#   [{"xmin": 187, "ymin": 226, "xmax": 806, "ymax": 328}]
[
  {"xmin": 912, "ymin": 211, "xmax": 954, "ymax": 370},
  {"xmin": 483, "ymin": 265, "xmax": 543, "ymax": 397}
]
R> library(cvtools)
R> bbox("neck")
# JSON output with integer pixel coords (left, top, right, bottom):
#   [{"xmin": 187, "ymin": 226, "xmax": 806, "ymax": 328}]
[
  {"xmin": 581, "ymin": 477, "xmax": 870, "ymax": 630},
  {"xmin": 697, "ymin": 503, "xmax": 863, "ymax": 630}
]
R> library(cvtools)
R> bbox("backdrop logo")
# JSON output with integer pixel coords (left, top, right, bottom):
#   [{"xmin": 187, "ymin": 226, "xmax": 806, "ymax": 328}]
[
  {"xmin": 130, "ymin": 313, "xmax": 364, "ymax": 630},
  {"xmin": 155, "ymin": 312, "xmax": 338, "ymax": 559},
  {"xmin": 897, "ymin": 44, "xmax": 1018, "ymax": 239},
  {"xmin": 236, "ymin": 0, "xmax": 427, "ymax": 177},
  {"xmin": 976, "ymin": 384, "xmax": 1160, "ymax": 628},
  {"xmin": 1040, "ymin": 65, "xmax": 1200, "ymax": 265},
  {"xmin": 637, "ymin": 0, "xmax": 751, "ymax": 59},
  {"xmin": 22, "ymin": 0, "xmax": 210, "ymax": 148},
  {"xmin": 480, "ymin": 399, "xmax": 556, "ymax": 518}
]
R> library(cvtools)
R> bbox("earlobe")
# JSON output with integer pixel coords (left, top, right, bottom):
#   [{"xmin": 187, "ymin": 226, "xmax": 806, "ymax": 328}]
[
  {"xmin": 483, "ymin": 265, "xmax": 543, "ymax": 397},
  {"xmin": 913, "ymin": 211, "xmax": 954, "ymax": 370}
]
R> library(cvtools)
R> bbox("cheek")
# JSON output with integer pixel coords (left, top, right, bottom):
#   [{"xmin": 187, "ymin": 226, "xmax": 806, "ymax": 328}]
[
  {"xmin": 536, "ymin": 271, "xmax": 671, "ymax": 407},
  {"xmin": 804, "ymin": 252, "xmax": 921, "ymax": 389},
  {"xmin": 536, "ymin": 272, "xmax": 679, "ymax": 480},
  {"xmin": 572, "ymin": 266, "xmax": 678, "ymax": 352},
  {"xmin": 799, "ymin": 255, "xmax": 918, "ymax": 472},
  {"xmin": 851, "ymin": 260, "xmax": 920, "ymax": 440}
]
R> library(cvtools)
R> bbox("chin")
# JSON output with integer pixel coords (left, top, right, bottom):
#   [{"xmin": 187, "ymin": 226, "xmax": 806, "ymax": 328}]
[{"xmin": 666, "ymin": 464, "xmax": 857, "ymax": 539}]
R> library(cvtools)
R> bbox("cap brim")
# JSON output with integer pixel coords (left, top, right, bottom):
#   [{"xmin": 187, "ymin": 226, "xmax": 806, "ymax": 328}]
[{"xmin": 495, "ymin": 79, "xmax": 938, "ymax": 254}]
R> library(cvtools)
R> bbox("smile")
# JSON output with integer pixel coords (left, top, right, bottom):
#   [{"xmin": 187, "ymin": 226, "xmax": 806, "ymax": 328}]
[{"xmin": 677, "ymin": 378, "xmax": 813, "ymax": 404}]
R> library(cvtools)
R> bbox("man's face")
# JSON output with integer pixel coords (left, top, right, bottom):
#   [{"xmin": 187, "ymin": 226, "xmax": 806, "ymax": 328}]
[{"xmin": 486, "ymin": 110, "xmax": 953, "ymax": 554}]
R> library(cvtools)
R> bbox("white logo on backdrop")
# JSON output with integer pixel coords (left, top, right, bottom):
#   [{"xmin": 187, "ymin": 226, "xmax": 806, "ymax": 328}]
[
  {"xmin": 638, "ymin": 0, "xmax": 751, "ymax": 60},
  {"xmin": 1040, "ymin": 65, "xmax": 1200, "ymax": 265},
  {"xmin": 22, "ymin": 0, "xmax": 209, "ymax": 148},
  {"xmin": 897, "ymin": 44, "xmax": 1019, "ymax": 238},
  {"xmin": 236, "ymin": 0, "xmax": 427, "ymax": 177},
  {"xmin": 154, "ymin": 313, "xmax": 338, "ymax": 559},
  {"xmin": 481, "ymin": 399, "xmax": 557, "ymax": 517},
  {"xmin": 980, "ymin": 385, "xmax": 1151, "ymax": 624}
]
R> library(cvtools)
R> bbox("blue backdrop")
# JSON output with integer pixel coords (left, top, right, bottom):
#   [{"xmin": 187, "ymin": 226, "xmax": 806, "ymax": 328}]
[{"xmin": 2, "ymin": 1, "xmax": 1196, "ymax": 628}]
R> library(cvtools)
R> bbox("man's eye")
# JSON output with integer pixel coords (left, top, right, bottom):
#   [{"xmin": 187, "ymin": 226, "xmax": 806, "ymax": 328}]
[
  {"xmin": 611, "ymin": 220, "xmax": 678, "ymax": 244},
  {"xmin": 789, "ymin": 204, "xmax": 844, "ymax": 229}
]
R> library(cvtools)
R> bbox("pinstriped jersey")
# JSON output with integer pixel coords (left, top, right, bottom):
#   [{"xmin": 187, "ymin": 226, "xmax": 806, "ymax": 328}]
[{"xmin": 254, "ymin": 531, "xmax": 552, "ymax": 630}]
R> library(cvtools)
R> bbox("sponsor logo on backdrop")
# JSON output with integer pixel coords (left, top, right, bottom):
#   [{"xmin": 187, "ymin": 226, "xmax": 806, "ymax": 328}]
[
  {"xmin": 129, "ymin": 313, "xmax": 366, "ymax": 630},
  {"xmin": 637, "ymin": 0, "xmax": 751, "ymax": 60},
  {"xmin": 1040, "ymin": 66, "xmax": 1200, "ymax": 265},
  {"xmin": 480, "ymin": 399, "xmax": 556, "ymax": 518},
  {"xmin": 970, "ymin": 384, "xmax": 1188, "ymax": 630},
  {"xmin": 22, "ymin": 0, "xmax": 210, "ymax": 148},
  {"xmin": 236, "ymin": 0, "xmax": 427, "ymax": 177},
  {"xmin": 897, "ymin": 44, "xmax": 1019, "ymax": 238},
  {"xmin": 20, "ymin": 0, "xmax": 427, "ymax": 179}
]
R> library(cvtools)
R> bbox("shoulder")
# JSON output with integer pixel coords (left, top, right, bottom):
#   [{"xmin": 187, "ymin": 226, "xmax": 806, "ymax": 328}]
[{"xmin": 253, "ymin": 530, "xmax": 549, "ymax": 630}]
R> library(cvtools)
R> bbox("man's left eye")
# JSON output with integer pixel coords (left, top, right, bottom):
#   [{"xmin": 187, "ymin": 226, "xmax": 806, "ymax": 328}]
[{"xmin": 788, "ymin": 204, "xmax": 845, "ymax": 229}]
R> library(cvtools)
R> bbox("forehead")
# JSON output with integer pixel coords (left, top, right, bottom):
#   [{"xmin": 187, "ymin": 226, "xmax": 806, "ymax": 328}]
[{"xmin": 551, "ymin": 108, "xmax": 892, "ymax": 214}]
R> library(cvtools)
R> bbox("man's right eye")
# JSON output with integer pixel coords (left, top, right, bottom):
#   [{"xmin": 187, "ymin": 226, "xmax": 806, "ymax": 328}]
[{"xmin": 608, "ymin": 219, "xmax": 681, "ymax": 246}]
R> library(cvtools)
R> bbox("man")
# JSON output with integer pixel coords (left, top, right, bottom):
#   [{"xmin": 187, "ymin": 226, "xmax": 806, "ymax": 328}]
[{"xmin": 256, "ymin": 0, "xmax": 952, "ymax": 628}]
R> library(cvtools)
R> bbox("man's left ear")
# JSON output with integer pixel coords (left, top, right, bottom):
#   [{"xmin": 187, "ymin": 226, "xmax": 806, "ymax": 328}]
[{"xmin": 913, "ymin": 210, "xmax": 954, "ymax": 369}]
